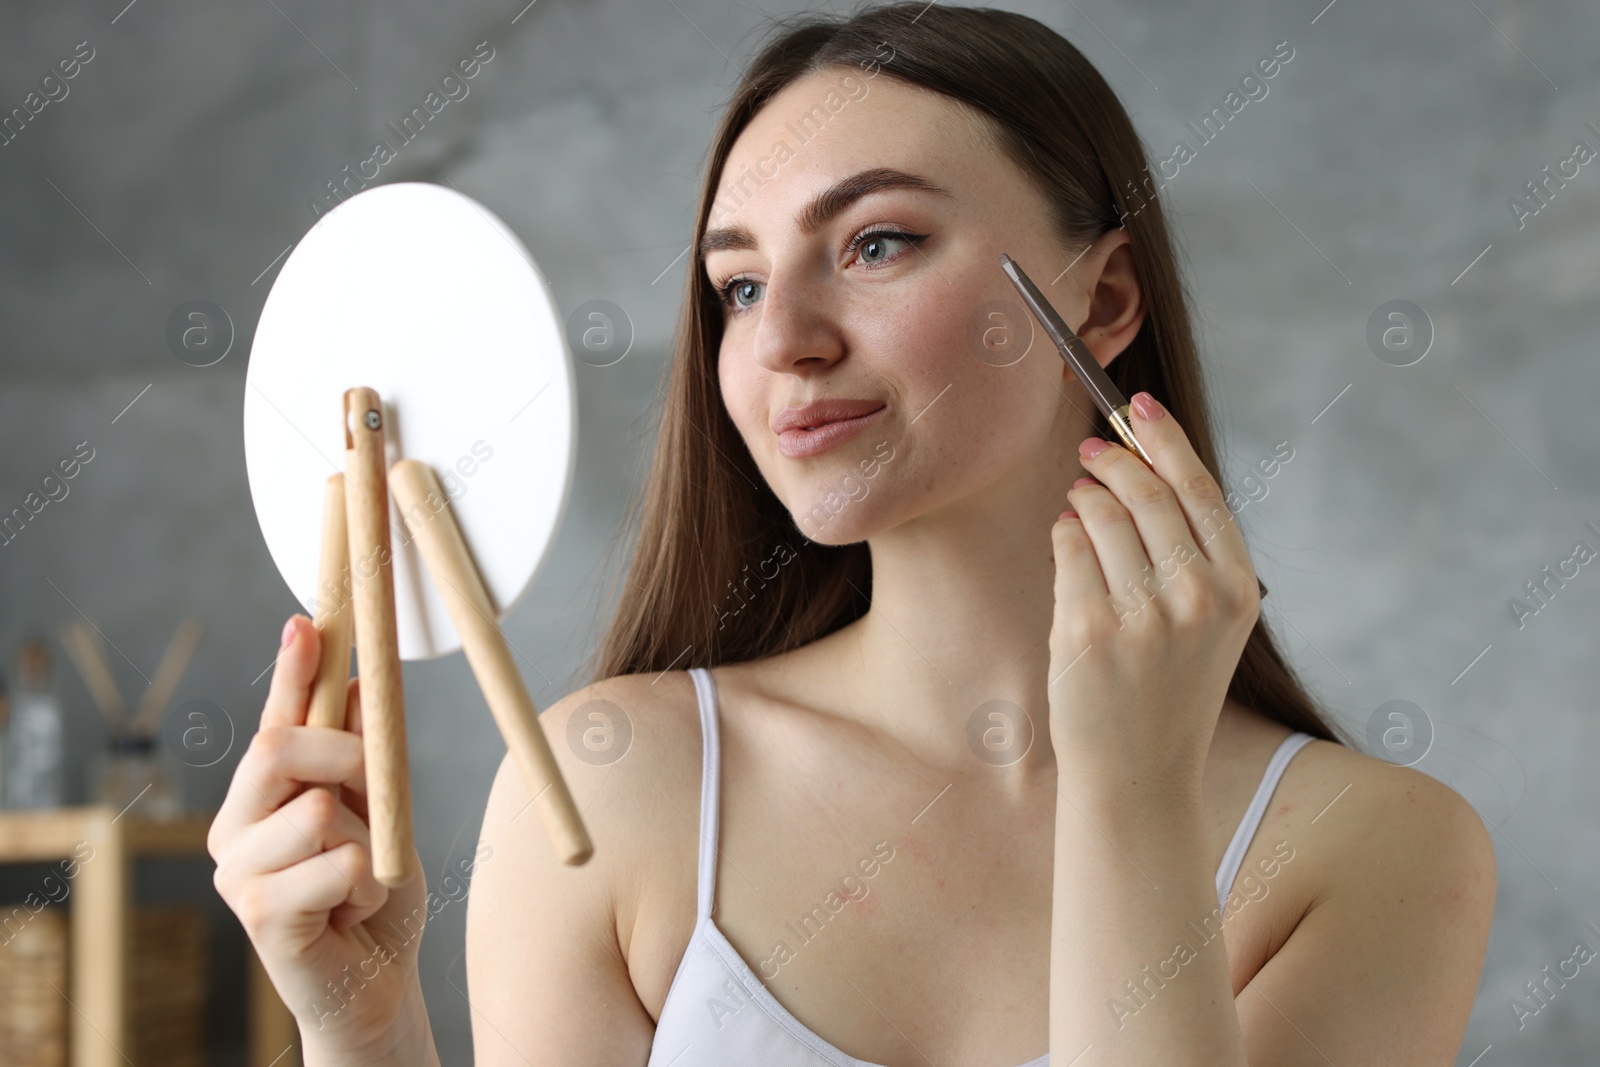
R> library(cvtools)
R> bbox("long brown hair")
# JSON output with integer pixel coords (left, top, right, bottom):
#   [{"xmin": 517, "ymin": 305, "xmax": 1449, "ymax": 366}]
[{"xmin": 586, "ymin": 2, "xmax": 1349, "ymax": 746}]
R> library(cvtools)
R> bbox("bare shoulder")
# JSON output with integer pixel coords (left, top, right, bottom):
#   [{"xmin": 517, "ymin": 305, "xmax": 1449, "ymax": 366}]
[
  {"xmin": 1235, "ymin": 734, "xmax": 1497, "ymax": 1064},
  {"xmin": 1279, "ymin": 737, "xmax": 1496, "ymax": 903},
  {"xmin": 476, "ymin": 669, "xmax": 706, "ymax": 939},
  {"xmin": 464, "ymin": 670, "xmax": 705, "ymax": 1063}
]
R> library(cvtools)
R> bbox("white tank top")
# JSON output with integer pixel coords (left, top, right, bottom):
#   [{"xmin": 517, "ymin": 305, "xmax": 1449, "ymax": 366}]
[{"xmin": 645, "ymin": 666, "xmax": 1315, "ymax": 1066}]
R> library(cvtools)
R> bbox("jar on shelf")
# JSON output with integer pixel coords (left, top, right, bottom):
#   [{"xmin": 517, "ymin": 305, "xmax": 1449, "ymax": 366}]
[{"xmin": 85, "ymin": 732, "xmax": 183, "ymax": 820}]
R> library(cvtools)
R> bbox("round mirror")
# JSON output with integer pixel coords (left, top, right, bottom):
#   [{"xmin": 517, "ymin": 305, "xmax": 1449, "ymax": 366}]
[{"xmin": 244, "ymin": 182, "xmax": 576, "ymax": 659}]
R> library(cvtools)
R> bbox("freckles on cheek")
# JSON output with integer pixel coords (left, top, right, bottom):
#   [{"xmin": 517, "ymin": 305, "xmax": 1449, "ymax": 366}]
[
  {"xmin": 890, "ymin": 300, "xmax": 1055, "ymax": 484},
  {"xmin": 850, "ymin": 293, "xmax": 973, "ymax": 411},
  {"xmin": 919, "ymin": 286, "xmax": 985, "ymax": 377}
]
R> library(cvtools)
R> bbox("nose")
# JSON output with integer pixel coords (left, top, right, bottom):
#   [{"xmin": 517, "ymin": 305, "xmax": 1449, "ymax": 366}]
[{"xmin": 750, "ymin": 269, "xmax": 845, "ymax": 377}]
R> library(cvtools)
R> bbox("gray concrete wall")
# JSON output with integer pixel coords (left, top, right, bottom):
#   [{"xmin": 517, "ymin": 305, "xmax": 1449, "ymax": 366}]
[{"xmin": 1, "ymin": 0, "xmax": 1596, "ymax": 1062}]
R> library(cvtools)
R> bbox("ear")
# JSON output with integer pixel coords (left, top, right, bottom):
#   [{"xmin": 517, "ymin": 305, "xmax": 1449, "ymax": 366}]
[{"xmin": 1067, "ymin": 226, "xmax": 1145, "ymax": 374}]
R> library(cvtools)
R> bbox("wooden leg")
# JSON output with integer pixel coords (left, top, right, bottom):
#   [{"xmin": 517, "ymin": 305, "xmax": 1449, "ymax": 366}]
[
  {"xmin": 71, "ymin": 809, "xmax": 127, "ymax": 1067},
  {"xmin": 248, "ymin": 947, "xmax": 300, "ymax": 1067},
  {"xmin": 342, "ymin": 387, "xmax": 415, "ymax": 890}
]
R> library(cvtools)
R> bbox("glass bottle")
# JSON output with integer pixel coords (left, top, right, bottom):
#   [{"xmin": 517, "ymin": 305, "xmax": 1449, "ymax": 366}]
[{"xmin": 4, "ymin": 638, "xmax": 64, "ymax": 809}]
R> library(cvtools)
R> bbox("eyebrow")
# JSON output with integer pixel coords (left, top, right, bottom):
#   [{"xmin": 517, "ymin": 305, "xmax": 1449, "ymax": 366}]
[{"xmin": 698, "ymin": 167, "xmax": 953, "ymax": 262}]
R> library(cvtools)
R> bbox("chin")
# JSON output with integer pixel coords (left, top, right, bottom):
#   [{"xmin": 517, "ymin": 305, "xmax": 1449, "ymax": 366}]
[
  {"xmin": 780, "ymin": 436, "xmax": 902, "ymax": 542},
  {"xmin": 792, "ymin": 516, "xmax": 876, "ymax": 547},
  {"xmin": 786, "ymin": 486, "xmax": 884, "ymax": 546}
]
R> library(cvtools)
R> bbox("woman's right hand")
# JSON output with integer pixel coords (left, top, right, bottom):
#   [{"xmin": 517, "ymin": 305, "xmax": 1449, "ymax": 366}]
[{"xmin": 208, "ymin": 614, "xmax": 432, "ymax": 1059}]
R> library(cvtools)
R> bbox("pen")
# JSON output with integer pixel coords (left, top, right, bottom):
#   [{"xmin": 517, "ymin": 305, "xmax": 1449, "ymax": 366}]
[{"xmin": 998, "ymin": 252, "xmax": 1268, "ymax": 601}]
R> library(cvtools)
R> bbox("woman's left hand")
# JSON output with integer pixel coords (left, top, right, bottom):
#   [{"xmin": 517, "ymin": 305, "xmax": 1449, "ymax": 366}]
[{"xmin": 1046, "ymin": 391, "xmax": 1262, "ymax": 798}]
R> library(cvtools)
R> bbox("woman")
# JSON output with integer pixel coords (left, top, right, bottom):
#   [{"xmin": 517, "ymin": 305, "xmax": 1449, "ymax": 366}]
[{"xmin": 208, "ymin": 5, "xmax": 1496, "ymax": 1064}]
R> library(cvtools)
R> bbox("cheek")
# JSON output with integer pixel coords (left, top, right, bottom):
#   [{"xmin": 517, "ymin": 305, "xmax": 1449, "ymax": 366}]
[
  {"xmin": 848, "ymin": 275, "xmax": 968, "ymax": 364},
  {"xmin": 717, "ymin": 344, "xmax": 759, "ymax": 438},
  {"xmin": 718, "ymin": 344, "xmax": 791, "ymax": 487},
  {"xmin": 857, "ymin": 282, "xmax": 1059, "ymax": 472}
]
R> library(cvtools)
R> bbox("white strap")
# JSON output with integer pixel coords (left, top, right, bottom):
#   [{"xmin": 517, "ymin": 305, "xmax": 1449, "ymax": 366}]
[
  {"xmin": 1214, "ymin": 732, "xmax": 1315, "ymax": 910},
  {"xmin": 690, "ymin": 667, "xmax": 722, "ymax": 922}
]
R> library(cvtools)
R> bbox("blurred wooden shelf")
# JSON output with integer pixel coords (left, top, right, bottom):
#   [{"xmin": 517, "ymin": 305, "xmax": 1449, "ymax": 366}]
[{"xmin": 0, "ymin": 805, "xmax": 299, "ymax": 1067}]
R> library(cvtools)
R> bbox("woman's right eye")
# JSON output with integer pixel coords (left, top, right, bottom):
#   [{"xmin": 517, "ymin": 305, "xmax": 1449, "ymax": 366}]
[{"xmin": 716, "ymin": 277, "xmax": 764, "ymax": 313}]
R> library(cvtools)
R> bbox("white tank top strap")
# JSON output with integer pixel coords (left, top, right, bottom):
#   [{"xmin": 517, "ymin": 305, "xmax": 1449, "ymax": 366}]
[
  {"xmin": 1214, "ymin": 730, "xmax": 1316, "ymax": 908},
  {"xmin": 688, "ymin": 666, "xmax": 722, "ymax": 923}
]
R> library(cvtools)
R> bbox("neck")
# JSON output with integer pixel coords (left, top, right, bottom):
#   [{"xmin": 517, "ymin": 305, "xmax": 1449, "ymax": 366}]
[{"xmin": 834, "ymin": 420, "xmax": 1089, "ymax": 784}]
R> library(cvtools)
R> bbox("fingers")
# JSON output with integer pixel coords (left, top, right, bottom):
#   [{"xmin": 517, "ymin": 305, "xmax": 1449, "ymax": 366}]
[
  {"xmin": 213, "ymin": 783, "xmax": 375, "ymax": 883},
  {"xmin": 1083, "ymin": 433, "xmax": 1201, "ymax": 565},
  {"xmin": 333, "ymin": 845, "xmax": 421, "ymax": 933},
  {"xmin": 329, "ymin": 879, "xmax": 391, "ymax": 933},
  {"xmin": 208, "ymin": 724, "xmax": 366, "ymax": 853},
  {"xmin": 1121, "ymin": 392, "xmax": 1252, "ymax": 571},
  {"xmin": 1051, "ymin": 507, "xmax": 1109, "ymax": 622},
  {"xmin": 1066, "ymin": 458, "xmax": 1168, "ymax": 609},
  {"xmin": 1072, "ymin": 438, "xmax": 1202, "ymax": 609},
  {"xmin": 1070, "ymin": 393, "xmax": 1258, "ymax": 605},
  {"xmin": 212, "ymin": 776, "xmax": 389, "ymax": 948},
  {"xmin": 261, "ymin": 615, "xmax": 323, "ymax": 730},
  {"xmin": 247, "ymin": 840, "xmax": 387, "ymax": 936}
]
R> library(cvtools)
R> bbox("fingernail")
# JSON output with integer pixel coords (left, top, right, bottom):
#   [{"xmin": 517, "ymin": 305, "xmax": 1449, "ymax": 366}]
[
  {"xmin": 1079, "ymin": 437, "xmax": 1109, "ymax": 460},
  {"xmin": 1132, "ymin": 392, "xmax": 1165, "ymax": 421},
  {"xmin": 281, "ymin": 617, "xmax": 298, "ymax": 649},
  {"xmin": 1073, "ymin": 477, "xmax": 1098, "ymax": 489},
  {"xmin": 1058, "ymin": 510, "xmax": 1078, "ymax": 521}
]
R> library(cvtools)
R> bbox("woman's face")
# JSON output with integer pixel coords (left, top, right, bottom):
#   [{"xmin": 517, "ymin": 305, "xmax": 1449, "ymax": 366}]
[{"xmin": 706, "ymin": 68, "xmax": 1136, "ymax": 545}]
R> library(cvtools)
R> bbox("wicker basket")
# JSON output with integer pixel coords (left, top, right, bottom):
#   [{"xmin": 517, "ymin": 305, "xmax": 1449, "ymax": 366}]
[
  {"xmin": 132, "ymin": 904, "xmax": 210, "ymax": 1066},
  {"xmin": 0, "ymin": 901, "xmax": 209, "ymax": 1067},
  {"xmin": 0, "ymin": 902, "xmax": 67, "ymax": 1066}
]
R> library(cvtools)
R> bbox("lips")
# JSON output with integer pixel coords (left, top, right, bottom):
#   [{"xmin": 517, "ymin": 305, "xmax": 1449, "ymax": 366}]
[
  {"xmin": 774, "ymin": 399, "xmax": 887, "ymax": 459},
  {"xmin": 772, "ymin": 398, "xmax": 887, "ymax": 435}
]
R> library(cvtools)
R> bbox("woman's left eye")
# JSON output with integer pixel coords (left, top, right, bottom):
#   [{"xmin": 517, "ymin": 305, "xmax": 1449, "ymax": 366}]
[
  {"xmin": 847, "ymin": 227, "xmax": 925, "ymax": 268},
  {"xmin": 713, "ymin": 227, "xmax": 928, "ymax": 315}
]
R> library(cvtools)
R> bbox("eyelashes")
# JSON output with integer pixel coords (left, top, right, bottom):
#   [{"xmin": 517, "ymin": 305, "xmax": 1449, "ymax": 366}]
[{"xmin": 711, "ymin": 226, "xmax": 930, "ymax": 314}]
